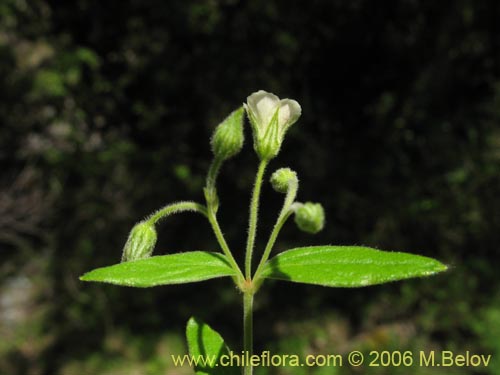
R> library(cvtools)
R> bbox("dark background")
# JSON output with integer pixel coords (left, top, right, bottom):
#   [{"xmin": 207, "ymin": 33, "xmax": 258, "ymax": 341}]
[{"xmin": 1, "ymin": 1, "xmax": 500, "ymax": 374}]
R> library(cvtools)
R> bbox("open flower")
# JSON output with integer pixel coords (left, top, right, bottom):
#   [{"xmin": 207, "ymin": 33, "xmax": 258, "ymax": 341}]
[{"xmin": 244, "ymin": 90, "xmax": 301, "ymax": 160}]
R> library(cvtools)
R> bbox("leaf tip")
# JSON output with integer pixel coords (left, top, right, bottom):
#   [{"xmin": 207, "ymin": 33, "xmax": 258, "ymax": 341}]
[
  {"xmin": 186, "ymin": 316, "xmax": 199, "ymax": 329},
  {"xmin": 79, "ymin": 273, "xmax": 91, "ymax": 282},
  {"xmin": 425, "ymin": 260, "xmax": 448, "ymax": 276},
  {"xmin": 437, "ymin": 261, "xmax": 449, "ymax": 273},
  {"xmin": 79, "ymin": 270, "xmax": 102, "ymax": 283}
]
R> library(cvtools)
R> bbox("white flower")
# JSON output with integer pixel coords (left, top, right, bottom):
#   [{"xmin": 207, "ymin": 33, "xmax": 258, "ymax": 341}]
[{"xmin": 244, "ymin": 90, "xmax": 301, "ymax": 160}]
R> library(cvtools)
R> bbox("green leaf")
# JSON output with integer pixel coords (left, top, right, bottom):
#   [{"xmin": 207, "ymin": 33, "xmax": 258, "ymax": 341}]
[
  {"xmin": 260, "ymin": 246, "xmax": 447, "ymax": 287},
  {"xmin": 80, "ymin": 251, "xmax": 235, "ymax": 287},
  {"xmin": 186, "ymin": 317, "xmax": 239, "ymax": 375}
]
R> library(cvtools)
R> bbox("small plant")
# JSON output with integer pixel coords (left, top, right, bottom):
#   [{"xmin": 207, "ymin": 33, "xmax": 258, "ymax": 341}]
[{"xmin": 81, "ymin": 90, "xmax": 447, "ymax": 375}]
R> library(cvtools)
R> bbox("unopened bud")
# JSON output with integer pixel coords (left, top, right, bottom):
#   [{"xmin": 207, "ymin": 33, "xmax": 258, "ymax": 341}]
[
  {"xmin": 294, "ymin": 202, "xmax": 325, "ymax": 234},
  {"xmin": 211, "ymin": 107, "xmax": 245, "ymax": 161},
  {"xmin": 121, "ymin": 221, "xmax": 157, "ymax": 262},
  {"xmin": 270, "ymin": 168, "xmax": 298, "ymax": 193}
]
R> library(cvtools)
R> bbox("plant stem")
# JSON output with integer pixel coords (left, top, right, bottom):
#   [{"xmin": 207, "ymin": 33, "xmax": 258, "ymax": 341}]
[
  {"xmin": 205, "ymin": 157, "xmax": 223, "ymax": 211},
  {"xmin": 203, "ymin": 157, "xmax": 245, "ymax": 284},
  {"xmin": 253, "ymin": 182, "xmax": 299, "ymax": 282},
  {"xmin": 245, "ymin": 160, "xmax": 268, "ymax": 279},
  {"xmin": 146, "ymin": 201, "xmax": 208, "ymax": 225},
  {"xmin": 253, "ymin": 210, "xmax": 294, "ymax": 282},
  {"xmin": 207, "ymin": 210, "xmax": 245, "ymax": 285},
  {"xmin": 243, "ymin": 291, "xmax": 254, "ymax": 375}
]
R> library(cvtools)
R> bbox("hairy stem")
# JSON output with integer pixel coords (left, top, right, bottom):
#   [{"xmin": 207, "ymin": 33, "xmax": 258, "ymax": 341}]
[
  {"xmin": 243, "ymin": 291, "xmax": 254, "ymax": 375},
  {"xmin": 253, "ymin": 211, "xmax": 293, "ymax": 283},
  {"xmin": 203, "ymin": 157, "xmax": 245, "ymax": 284},
  {"xmin": 207, "ymin": 210, "xmax": 245, "ymax": 285},
  {"xmin": 205, "ymin": 157, "xmax": 223, "ymax": 211},
  {"xmin": 245, "ymin": 160, "xmax": 268, "ymax": 279},
  {"xmin": 253, "ymin": 182, "xmax": 299, "ymax": 282},
  {"xmin": 146, "ymin": 201, "xmax": 208, "ymax": 225}
]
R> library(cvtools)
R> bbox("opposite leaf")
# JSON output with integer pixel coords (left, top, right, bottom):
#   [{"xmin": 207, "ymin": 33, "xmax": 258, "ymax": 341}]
[
  {"xmin": 186, "ymin": 317, "xmax": 239, "ymax": 375},
  {"xmin": 260, "ymin": 246, "xmax": 447, "ymax": 287},
  {"xmin": 80, "ymin": 251, "xmax": 236, "ymax": 287}
]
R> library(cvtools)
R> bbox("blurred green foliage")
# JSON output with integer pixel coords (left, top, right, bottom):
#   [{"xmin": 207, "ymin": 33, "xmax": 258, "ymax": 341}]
[{"xmin": 1, "ymin": 0, "xmax": 500, "ymax": 374}]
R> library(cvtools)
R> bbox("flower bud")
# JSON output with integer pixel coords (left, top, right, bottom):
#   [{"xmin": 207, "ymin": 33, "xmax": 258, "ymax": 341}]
[
  {"xmin": 121, "ymin": 221, "xmax": 157, "ymax": 262},
  {"xmin": 294, "ymin": 202, "xmax": 325, "ymax": 234},
  {"xmin": 244, "ymin": 90, "xmax": 301, "ymax": 160},
  {"xmin": 210, "ymin": 107, "xmax": 245, "ymax": 161},
  {"xmin": 270, "ymin": 168, "xmax": 298, "ymax": 193}
]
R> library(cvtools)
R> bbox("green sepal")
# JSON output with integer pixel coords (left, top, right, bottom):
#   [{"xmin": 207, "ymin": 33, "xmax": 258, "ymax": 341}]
[
  {"xmin": 121, "ymin": 221, "xmax": 157, "ymax": 262},
  {"xmin": 255, "ymin": 108, "xmax": 281, "ymax": 160},
  {"xmin": 211, "ymin": 107, "xmax": 245, "ymax": 161}
]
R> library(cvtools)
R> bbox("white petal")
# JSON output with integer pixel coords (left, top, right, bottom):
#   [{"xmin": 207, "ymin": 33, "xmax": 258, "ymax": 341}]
[
  {"xmin": 246, "ymin": 90, "xmax": 280, "ymax": 133},
  {"xmin": 278, "ymin": 99, "xmax": 301, "ymax": 133}
]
